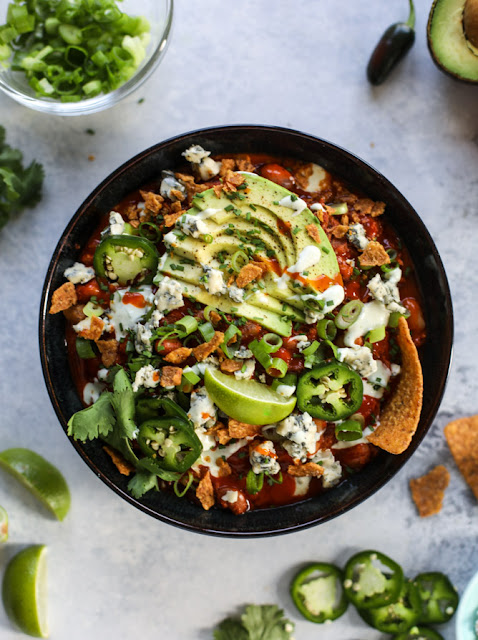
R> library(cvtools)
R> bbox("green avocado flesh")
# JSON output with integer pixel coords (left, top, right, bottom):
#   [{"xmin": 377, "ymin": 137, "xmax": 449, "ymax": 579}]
[
  {"xmin": 428, "ymin": 0, "xmax": 478, "ymax": 82},
  {"xmin": 161, "ymin": 173, "xmax": 340, "ymax": 336}
]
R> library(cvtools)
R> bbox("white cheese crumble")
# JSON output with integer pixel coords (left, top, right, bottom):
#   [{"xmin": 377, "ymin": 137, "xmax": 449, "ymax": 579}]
[
  {"xmin": 347, "ymin": 223, "xmax": 369, "ymax": 250},
  {"xmin": 337, "ymin": 346, "xmax": 377, "ymax": 378},
  {"xmin": 276, "ymin": 412, "xmax": 319, "ymax": 462},
  {"xmin": 249, "ymin": 440, "xmax": 280, "ymax": 475},
  {"xmin": 159, "ymin": 170, "xmax": 187, "ymax": 201},
  {"xmin": 197, "ymin": 156, "xmax": 221, "ymax": 181},
  {"xmin": 192, "ymin": 438, "xmax": 247, "ymax": 477},
  {"xmin": 203, "ymin": 265, "xmax": 227, "ymax": 295},
  {"xmin": 288, "ymin": 245, "xmax": 322, "ymax": 274},
  {"xmin": 344, "ymin": 300, "xmax": 390, "ymax": 348},
  {"xmin": 275, "ymin": 384, "xmax": 296, "ymax": 398},
  {"xmin": 278, "ymin": 194, "xmax": 308, "ymax": 215},
  {"xmin": 293, "ymin": 476, "xmax": 312, "ymax": 496},
  {"xmin": 222, "ymin": 490, "xmax": 239, "ymax": 504},
  {"xmin": 228, "ymin": 283, "xmax": 245, "ymax": 303},
  {"xmin": 367, "ymin": 273, "xmax": 407, "ymax": 314},
  {"xmin": 132, "ymin": 365, "xmax": 160, "ymax": 393},
  {"xmin": 182, "ymin": 144, "xmax": 210, "ymax": 164},
  {"xmin": 363, "ymin": 361, "xmax": 393, "ymax": 399},
  {"xmin": 109, "ymin": 211, "xmax": 125, "ymax": 235},
  {"xmin": 154, "ymin": 276, "xmax": 184, "ymax": 314},
  {"xmin": 181, "ymin": 145, "xmax": 221, "ymax": 180},
  {"xmin": 188, "ymin": 387, "xmax": 216, "ymax": 430},
  {"xmin": 234, "ymin": 346, "xmax": 253, "ymax": 359},
  {"xmin": 311, "ymin": 449, "xmax": 342, "ymax": 488},
  {"xmin": 234, "ymin": 359, "xmax": 255, "ymax": 380},
  {"xmin": 63, "ymin": 262, "xmax": 95, "ymax": 285},
  {"xmin": 83, "ymin": 381, "xmax": 105, "ymax": 405},
  {"xmin": 177, "ymin": 214, "xmax": 209, "ymax": 238},
  {"xmin": 135, "ymin": 323, "xmax": 153, "ymax": 353}
]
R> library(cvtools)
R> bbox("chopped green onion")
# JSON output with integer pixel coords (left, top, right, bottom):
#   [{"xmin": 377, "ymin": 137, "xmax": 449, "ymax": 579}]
[
  {"xmin": 231, "ymin": 250, "xmax": 249, "ymax": 273},
  {"xmin": 83, "ymin": 301, "xmax": 104, "ymax": 317},
  {"xmin": 327, "ymin": 202, "xmax": 348, "ymax": 215},
  {"xmin": 367, "ymin": 325, "xmax": 386, "ymax": 344},
  {"xmin": 203, "ymin": 306, "xmax": 218, "ymax": 322},
  {"xmin": 302, "ymin": 340, "xmax": 319, "ymax": 357},
  {"xmin": 201, "ymin": 234, "xmax": 213, "ymax": 244},
  {"xmin": 221, "ymin": 325, "xmax": 242, "ymax": 359},
  {"xmin": 317, "ymin": 318, "xmax": 337, "ymax": 340},
  {"xmin": 173, "ymin": 471, "xmax": 194, "ymax": 498},
  {"xmin": 246, "ymin": 470, "xmax": 264, "ymax": 495},
  {"xmin": 199, "ymin": 322, "xmax": 215, "ymax": 342},
  {"xmin": 261, "ymin": 333, "xmax": 283, "ymax": 353},
  {"xmin": 182, "ymin": 370, "xmax": 201, "ymax": 385},
  {"xmin": 388, "ymin": 310, "xmax": 410, "ymax": 328},
  {"xmin": 175, "ymin": 316, "xmax": 198, "ymax": 337},
  {"xmin": 335, "ymin": 419, "xmax": 363, "ymax": 441},
  {"xmin": 335, "ymin": 300, "xmax": 364, "ymax": 330},
  {"xmin": 267, "ymin": 357, "xmax": 288, "ymax": 378}
]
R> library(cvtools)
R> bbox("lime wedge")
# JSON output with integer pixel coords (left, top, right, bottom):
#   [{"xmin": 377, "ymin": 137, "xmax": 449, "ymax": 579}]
[
  {"xmin": 0, "ymin": 505, "xmax": 8, "ymax": 542},
  {"xmin": 204, "ymin": 368, "xmax": 296, "ymax": 425},
  {"xmin": 0, "ymin": 449, "xmax": 70, "ymax": 521},
  {"xmin": 2, "ymin": 544, "xmax": 49, "ymax": 638}
]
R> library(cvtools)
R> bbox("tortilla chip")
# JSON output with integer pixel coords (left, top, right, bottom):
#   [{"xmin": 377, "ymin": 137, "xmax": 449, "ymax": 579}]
[
  {"xmin": 236, "ymin": 263, "xmax": 263, "ymax": 288},
  {"xmin": 228, "ymin": 418, "xmax": 263, "ymax": 439},
  {"xmin": 220, "ymin": 359, "xmax": 243, "ymax": 374},
  {"xmin": 164, "ymin": 347, "xmax": 192, "ymax": 364},
  {"xmin": 306, "ymin": 224, "xmax": 322, "ymax": 243},
  {"xmin": 445, "ymin": 415, "xmax": 478, "ymax": 500},
  {"xmin": 196, "ymin": 471, "xmax": 215, "ymax": 510},
  {"xmin": 160, "ymin": 366, "xmax": 183, "ymax": 387},
  {"xmin": 192, "ymin": 331, "xmax": 224, "ymax": 362},
  {"xmin": 140, "ymin": 190, "xmax": 164, "ymax": 213},
  {"xmin": 95, "ymin": 339, "xmax": 118, "ymax": 367},
  {"xmin": 367, "ymin": 317, "xmax": 423, "ymax": 454},
  {"xmin": 287, "ymin": 462, "xmax": 324, "ymax": 478},
  {"xmin": 217, "ymin": 458, "xmax": 232, "ymax": 477},
  {"xmin": 409, "ymin": 465, "xmax": 450, "ymax": 517},
  {"xmin": 49, "ymin": 282, "xmax": 77, "ymax": 314},
  {"xmin": 359, "ymin": 241, "xmax": 391, "ymax": 267},
  {"xmin": 103, "ymin": 445, "xmax": 134, "ymax": 476},
  {"xmin": 79, "ymin": 315, "xmax": 104, "ymax": 341}
]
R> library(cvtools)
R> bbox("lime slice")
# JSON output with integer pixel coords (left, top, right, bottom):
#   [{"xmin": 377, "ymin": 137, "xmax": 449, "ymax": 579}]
[
  {"xmin": 2, "ymin": 544, "xmax": 49, "ymax": 638},
  {"xmin": 204, "ymin": 368, "xmax": 296, "ymax": 425},
  {"xmin": 0, "ymin": 506, "xmax": 8, "ymax": 542},
  {"xmin": 0, "ymin": 449, "xmax": 70, "ymax": 521}
]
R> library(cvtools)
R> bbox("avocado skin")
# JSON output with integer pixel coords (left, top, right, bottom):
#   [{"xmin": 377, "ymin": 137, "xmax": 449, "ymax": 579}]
[{"xmin": 427, "ymin": 0, "xmax": 478, "ymax": 84}]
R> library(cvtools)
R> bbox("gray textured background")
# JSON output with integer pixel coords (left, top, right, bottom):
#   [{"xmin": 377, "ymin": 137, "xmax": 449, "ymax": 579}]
[{"xmin": 1, "ymin": 0, "xmax": 478, "ymax": 638}]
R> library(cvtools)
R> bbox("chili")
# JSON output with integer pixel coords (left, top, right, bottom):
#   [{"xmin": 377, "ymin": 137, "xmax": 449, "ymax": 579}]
[
  {"xmin": 413, "ymin": 571, "xmax": 459, "ymax": 624},
  {"xmin": 343, "ymin": 550, "xmax": 404, "ymax": 610},
  {"xmin": 93, "ymin": 234, "xmax": 159, "ymax": 285},
  {"xmin": 358, "ymin": 579, "xmax": 421, "ymax": 634},
  {"xmin": 291, "ymin": 563, "xmax": 348, "ymax": 623}
]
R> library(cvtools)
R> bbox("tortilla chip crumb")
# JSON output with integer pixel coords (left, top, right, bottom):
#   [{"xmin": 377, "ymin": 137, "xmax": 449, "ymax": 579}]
[
  {"xmin": 164, "ymin": 211, "xmax": 182, "ymax": 227},
  {"xmin": 220, "ymin": 359, "xmax": 243, "ymax": 374},
  {"xmin": 217, "ymin": 458, "xmax": 232, "ymax": 477},
  {"xmin": 79, "ymin": 315, "xmax": 104, "ymax": 341},
  {"xmin": 49, "ymin": 282, "xmax": 77, "ymax": 314},
  {"xmin": 367, "ymin": 317, "xmax": 423, "ymax": 454},
  {"xmin": 222, "ymin": 170, "xmax": 245, "ymax": 194},
  {"xmin": 359, "ymin": 241, "xmax": 391, "ymax": 267},
  {"xmin": 219, "ymin": 158, "xmax": 235, "ymax": 176},
  {"xmin": 371, "ymin": 201, "xmax": 386, "ymax": 217},
  {"xmin": 160, "ymin": 366, "xmax": 183, "ymax": 387},
  {"xmin": 287, "ymin": 462, "xmax": 324, "ymax": 478},
  {"xmin": 235, "ymin": 157, "xmax": 255, "ymax": 172},
  {"xmin": 445, "ymin": 415, "xmax": 478, "ymax": 500},
  {"xmin": 304, "ymin": 224, "xmax": 321, "ymax": 244},
  {"xmin": 175, "ymin": 173, "xmax": 209, "ymax": 203},
  {"xmin": 196, "ymin": 471, "xmax": 215, "ymax": 510},
  {"xmin": 209, "ymin": 310, "xmax": 222, "ymax": 325},
  {"xmin": 228, "ymin": 419, "xmax": 263, "ymax": 439},
  {"xmin": 170, "ymin": 188, "xmax": 186, "ymax": 203},
  {"xmin": 410, "ymin": 465, "xmax": 450, "ymax": 517},
  {"xmin": 236, "ymin": 263, "xmax": 263, "ymax": 288},
  {"xmin": 95, "ymin": 339, "xmax": 118, "ymax": 367},
  {"xmin": 331, "ymin": 224, "xmax": 349, "ymax": 239},
  {"xmin": 206, "ymin": 422, "xmax": 231, "ymax": 446},
  {"xmin": 192, "ymin": 331, "xmax": 224, "ymax": 362},
  {"xmin": 140, "ymin": 190, "xmax": 164, "ymax": 214},
  {"xmin": 103, "ymin": 445, "xmax": 134, "ymax": 476},
  {"xmin": 164, "ymin": 347, "xmax": 192, "ymax": 364}
]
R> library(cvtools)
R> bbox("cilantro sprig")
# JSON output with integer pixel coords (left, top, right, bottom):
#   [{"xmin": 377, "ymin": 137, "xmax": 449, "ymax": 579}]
[
  {"xmin": 0, "ymin": 125, "xmax": 44, "ymax": 230},
  {"xmin": 214, "ymin": 605, "xmax": 294, "ymax": 640}
]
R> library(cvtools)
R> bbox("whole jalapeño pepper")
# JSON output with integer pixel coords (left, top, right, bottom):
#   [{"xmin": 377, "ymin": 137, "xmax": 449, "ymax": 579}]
[{"xmin": 367, "ymin": 0, "xmax": 416, "ymax": 85}]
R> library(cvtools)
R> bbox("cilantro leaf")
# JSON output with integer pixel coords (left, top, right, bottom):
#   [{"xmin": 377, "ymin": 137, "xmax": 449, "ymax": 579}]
[
  {"xmin": 241, "ymin": 605, "xmax": 294, "ymax": 640},
  {"xmin": 110, "ymin": 369, "xmax": 137, "ymax": 440},
  {"xmin": 0, "ymin": 126, "xmax": 44, "ymax": 229},
  {"xmin": 214, "ymin": 618, "xmax": 249, "ymax": 640},
  {"xmin": 136, "ymin": 458, "xmax": 181, "ymax": 482},
  {"xmin": 101, "ymin": 425, "xmax": 138, "ymax": 466},
  {"xmin": 127, "ymin": 470, "xmax": 158, "ymax": 498},
  {"xmin": 67, "ymin": 392, "xmax": 115, "ymax": 441}
]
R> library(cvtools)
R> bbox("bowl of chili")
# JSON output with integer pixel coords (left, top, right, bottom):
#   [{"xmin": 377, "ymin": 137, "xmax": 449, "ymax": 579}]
[{"xmin": 39, "ymin": 125, "xmax": 453, "ymax": 536}]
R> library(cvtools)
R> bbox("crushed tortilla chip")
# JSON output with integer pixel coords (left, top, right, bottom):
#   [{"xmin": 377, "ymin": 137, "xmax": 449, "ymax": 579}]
[
  {"xmin": 331, "ymin": 224, "xmax": 349, "ymax": 239},
  {"xmin": 164, "ymin": 347, "xmax": 192, "ymax": 364},
  {"xmin": 287, "ymin": 462, "xmax": 324, "ymax": 478},
  {"xmin": 445, "ymin": 415, "xmax": 478, "ymax": 500},
  {"xmin": 175, "ymin": 173, "xmax": 208, "ymax": 203},
  {"xmin": 160, "ymin": 366, "xmax": 183, "ymax": 387},
  {"xmin": 140, "ymin": 190, "xmax": 164, "ymax": 214},
  {"xmin": 220, "ymin": 359, "xmax": 243, "ymax": 374},
  {"xmin": 217, "ymin": 458, "xmax": 232, "ymax": 477},
  {"xmin": 359, "ymin": 241, "xmax": 391, "ymax": 267},
  {"xmin": 236, "ymin": 263, "xmax": 263, "ymax": 288},
  {"xmin": 196, "ymin": 471, "xmax": 215, "ymax": 510},
  {"xmin": 95, "ymin": 339, "xmax": 118, "ymax": 367},
  {"xmin": 306, "ymin": 223, "xmax": 322, "ymax": 243},
  {"xmin": 410, "ymin": 465, "xmax": 450, "ymax": 517},
  {"xmin": 79, "ymin": 315, "xmax": 104, "ymax": 341},
  {"xmin": 222, "ymin": 170, "xmax": 245, "ymax": 193},
  {"xmin": 235, "ymin": 157, "xmax": 255, "ymax": 172},
  {"xmin": 103, "ymin": 445, "xmax": 134, "ymax": 476},
  {"xmin": 228, "ymin": 418, "xmax": 263, "ymax": 439},
  {"xmin": 49, "ymin": 282, "xmax": 77, "ymax": 314},
  {"xmin": 164, "ymin": 211, "xmax": 182, "ymax": 227},
  {"xmin": 209, "ymin": 310, "xmax": 222, "ymax": 325},
  {"xmin": 219, "ymin": 158, "xmax": 235, "ymax": 176},
  {"xmin": 170, "ymin": 188, "xmax": 186, "ymax": 203},
  {"xmin": 367, "ymin": 317, "xmax": 423, "ymax": 454},
  {"xmin": 192, "ymin": 331, "xmax": 224, "ymax": 362}
]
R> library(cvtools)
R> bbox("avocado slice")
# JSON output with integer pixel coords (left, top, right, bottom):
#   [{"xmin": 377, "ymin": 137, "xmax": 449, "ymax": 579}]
[
  {"xmin": 428, "ymin": 0, "xmax": 478, "ymax": 83},
  {"xmin": 161, "ymin": 172, "xmax": 342, "ymax": 335}
]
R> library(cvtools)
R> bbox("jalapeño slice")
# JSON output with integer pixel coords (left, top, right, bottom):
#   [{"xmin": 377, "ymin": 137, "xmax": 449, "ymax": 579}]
[
  {"xmin": 291, "ymin": 563, "xmax": 348, "ymax": 623},
  {"xmin": 413, "ymin": 571, "xmax": 459, "ymax": 624},
  {"xmin": 297, "ymin": 360, "xmax": 363, "ymax": 421},
  {"xmin": 343, "ymin": 550, "xmax": 404, "ymax": 610},
  {"xmin": 358, "ymin": 579, "xmax": 422, "ymax": 634},
  {"xmin": 137, "ymin": 417, "xmax": 202, "ymax": 473},
  {"xmin": 136, "ymin": 397, "xmax": 190, "ymax": 426},
  {"xmin": 93, "ymin": 234, "xmax": 159, "ymax": 285},
  {"xmin": 393, "ymin": 627, "xmax": 444, "ymax": 640}
]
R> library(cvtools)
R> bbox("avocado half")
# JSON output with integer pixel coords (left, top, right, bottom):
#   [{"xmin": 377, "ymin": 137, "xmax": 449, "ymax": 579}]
[{"xmin": 427, "ymin": 0, "xmax": 478, "ymax": 83}]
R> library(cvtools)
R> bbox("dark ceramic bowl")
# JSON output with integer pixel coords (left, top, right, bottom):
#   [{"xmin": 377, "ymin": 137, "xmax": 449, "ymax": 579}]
[{"xmin": 39, "ymin": 125, "xmax": 453, "ymax": 537}]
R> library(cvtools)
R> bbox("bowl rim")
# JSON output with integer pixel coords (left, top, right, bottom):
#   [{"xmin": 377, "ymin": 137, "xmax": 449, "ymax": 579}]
[
  {"xmin": 39, "ymin": 124, "xmax": 454, "ymax": 537},
  {"xmin": 0, "ymin": 0, "xmax": 174, "ymax": 116}
]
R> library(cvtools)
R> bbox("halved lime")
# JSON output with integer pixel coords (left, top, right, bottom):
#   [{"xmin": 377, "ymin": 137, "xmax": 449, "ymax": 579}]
[
  {"xmin": 0, "ymin": 449, "xmax": 70, "ymax": 521},
  {"xmin": 2, "ymin": 544, "xmax": 49, "ymax": 638},
  {"xmin": 204, "ymin": 368, "xmax": 296, "ymax": 425},
  {"xmin": 0, "ymin": 506, "xmax": 8, "ymax": 542}
]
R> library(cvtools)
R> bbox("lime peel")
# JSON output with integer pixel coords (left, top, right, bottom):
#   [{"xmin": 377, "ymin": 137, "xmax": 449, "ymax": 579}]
[
  {"xmin": 0, "ymin": 448, "xmax": 70, "ymax": 521},
  {"xmin": 2, "ymin": 544, "xmax": 49, "ymax": 638},
  {"xmin": 204, "ymin": 368, "xmax": 296, "ymax": 425}
]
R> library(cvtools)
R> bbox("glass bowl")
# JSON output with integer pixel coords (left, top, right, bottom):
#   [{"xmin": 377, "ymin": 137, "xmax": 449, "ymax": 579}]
[{"xmin": 0, "ymin": 0, "xmax": 173, "ymax": 115}]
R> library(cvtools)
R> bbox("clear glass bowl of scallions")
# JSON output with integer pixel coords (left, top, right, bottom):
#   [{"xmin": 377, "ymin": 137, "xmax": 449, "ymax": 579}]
[{"xmin": 0, "ymin": 0, "xmax": 173, "ymax": 115}]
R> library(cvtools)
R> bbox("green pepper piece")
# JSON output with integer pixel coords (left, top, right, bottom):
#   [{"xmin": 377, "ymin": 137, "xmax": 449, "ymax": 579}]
[
  {"xmin": 297, "ymin": 360, "xmax": 363, "ymax": 421},
  {"xmin": 135, "ymin": 397, "xmax": 189, "ymax": 425},
  {"xmin": 359, "ymin": 579, "xmax": 421, "ymax": 634},
  {"xmin": 137, "ymin": 417, "xmax": 202, "ymax": 473},
  {"xmin": 75, "ymin": 337, "xmax": 96, "ymax": 359},
  {"xmin": 413, "ymin": 572, "xmax": 459, "ymax": 624},
  {"xmin": 393, "ymin": 626, "xmax": 444, "ymax": 640},
  {"xmin": 291, "ymin": 563, "xmax": 348, "ymax": 623},
  {"xmin": 343, "ymin": 550, "xmax": 404, "ymax": 610},
  {"xmin": 93, "ymin": 234, "xmax": 159, "ymax": 285}
]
